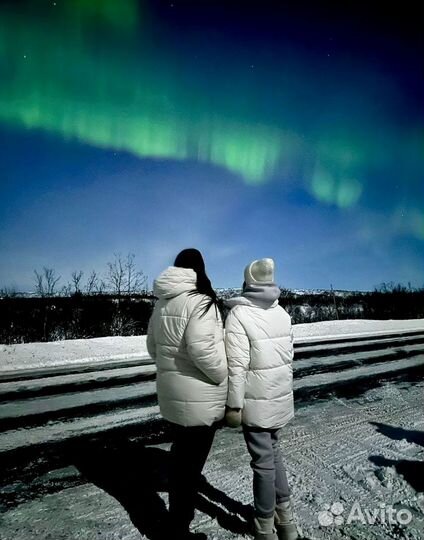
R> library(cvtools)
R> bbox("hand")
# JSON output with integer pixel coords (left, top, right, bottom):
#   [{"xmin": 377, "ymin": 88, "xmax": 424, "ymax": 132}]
[{"xmin": 225, "ymin": 407, "xmax": 242, "ymax": 428}]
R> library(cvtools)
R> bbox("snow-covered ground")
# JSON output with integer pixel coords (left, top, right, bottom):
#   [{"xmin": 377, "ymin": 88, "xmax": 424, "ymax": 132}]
[
  {"xmin": 1, "ymin": 319, "xmax": 424, "ymax": 373},
  {"xmin": 291, "ymin": 319, "xmax": 424, "ymax": 340},
  {"xmin": 0, "ymin": 319, "xmax": 423, "ymax": 539},
  {"xmin": 0, "ymin": 380, "xmax": 423, "ymax": 540}
]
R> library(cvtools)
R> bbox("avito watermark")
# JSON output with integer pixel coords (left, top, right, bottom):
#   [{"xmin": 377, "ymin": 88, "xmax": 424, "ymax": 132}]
[{"xmin": 318, "ymin": 501, "xmax": 412, "ymax": 527}]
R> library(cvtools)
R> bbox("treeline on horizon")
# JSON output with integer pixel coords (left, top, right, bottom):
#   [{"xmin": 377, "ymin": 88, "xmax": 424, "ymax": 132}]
[{"xmin": 0, "ymin": 254, "xmax": 423, "ymax": 344}]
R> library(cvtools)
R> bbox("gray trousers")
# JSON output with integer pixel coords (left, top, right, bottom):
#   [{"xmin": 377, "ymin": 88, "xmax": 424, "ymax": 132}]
[{"xmin": 243, "ymin": 426, "xmax": 291, "ymax": 518}]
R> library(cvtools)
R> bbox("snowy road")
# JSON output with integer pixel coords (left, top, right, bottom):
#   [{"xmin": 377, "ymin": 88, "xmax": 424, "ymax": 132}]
[
  {"xmin": 0, "ymin": 331, "xmax": 423, "ymax": 455},
  {"xmin": 0, "ymin": 324, "xmax": 423, "ymax": 539},
  {"xmin": 0, "ymin": 379, "xmax": 423, "ymax": 540},
  {"xmin": 2, "ymin": 319, "xmax": 423, "ymax": 373}
]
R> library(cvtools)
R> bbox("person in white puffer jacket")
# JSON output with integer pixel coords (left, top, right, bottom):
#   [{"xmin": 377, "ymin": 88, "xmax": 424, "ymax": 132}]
[
  {"xmin": 225, "ymin": 258, "xmax": 298, "ymax": 540},
  {"xmin": 147, "ymin": 248, "xmax": 227, "ymax": 540}
]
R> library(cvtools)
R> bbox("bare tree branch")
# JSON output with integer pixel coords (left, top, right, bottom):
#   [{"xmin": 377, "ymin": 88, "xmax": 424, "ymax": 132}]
[
  {"xmin": 34, "ymin": 270, "xmax": 45, "ymax": 297},
  {"xmin": 71, "ymin": 270, "xmax": 84, "ymax": 294},
  {"xmin": 124, "ymin": 253, "xmax": 147, "ymax": 294},
  {"xmin": 85, "ymin": 270, "xmax": 98, "ymax": 294},
  {"xmin": 44, "ymin": 268, "xmax": 61, "ymax": 296},
  {"xmin": 106, "ymin": 253, "xmax": 126, "ymax": 296},
  {"xmin": 0, "ymin": 286, "xmax": 17, "ymax": 298},
  {"xmin": 33, "ymin": 267, "xmax": 61, "ymax": 297},
  {"xmin": 61, "ymin": 283, "xmax": 72, "ymax": 297}
]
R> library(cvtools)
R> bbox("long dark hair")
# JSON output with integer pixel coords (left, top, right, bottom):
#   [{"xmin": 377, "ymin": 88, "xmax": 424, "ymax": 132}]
[{"xmin": 174, "ymin": 248, "xmax": 222, "ymax": 318}]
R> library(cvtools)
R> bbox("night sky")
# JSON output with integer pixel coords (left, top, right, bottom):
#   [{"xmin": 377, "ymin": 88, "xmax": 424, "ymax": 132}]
[{"xmin": 0, "ymin": 0, "xmax": 423, "ymax": 291}]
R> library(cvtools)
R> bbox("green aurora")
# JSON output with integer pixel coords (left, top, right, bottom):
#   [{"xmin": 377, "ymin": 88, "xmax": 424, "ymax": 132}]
[
  {"xmin": 0, "ymin": 0, "xmax": 422, "ymax": 240},
  {"xmin": 0, "ymin": 0, "xmax": 284, "ymax": 183}
]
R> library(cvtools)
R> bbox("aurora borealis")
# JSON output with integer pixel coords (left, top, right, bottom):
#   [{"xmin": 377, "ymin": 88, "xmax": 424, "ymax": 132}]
[
  {"xmin": 0, "ymin": 0, "xmax": 423, "ymax": 290},
  {"xmin": 0, "ymin": 0, "xmax": 283, "ymax": 182}
]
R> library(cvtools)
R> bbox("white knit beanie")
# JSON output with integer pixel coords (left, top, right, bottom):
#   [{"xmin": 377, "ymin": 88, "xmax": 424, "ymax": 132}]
[{"xmin": 244, "ymin": 258, "xmax": 275, "ymax": 285}]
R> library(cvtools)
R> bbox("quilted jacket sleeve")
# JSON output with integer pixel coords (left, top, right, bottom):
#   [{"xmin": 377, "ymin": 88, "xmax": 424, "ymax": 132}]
[
  {"xmin": 185, "ymin": 299, "xmax": 228, "ymax": 385},
  {"xmin": 225, "ymin": 308, "xmax": 250, "ymax": 409},
  {"xmin": 146, "ymin": 307, "xmax": 157, "ymax": 360}
]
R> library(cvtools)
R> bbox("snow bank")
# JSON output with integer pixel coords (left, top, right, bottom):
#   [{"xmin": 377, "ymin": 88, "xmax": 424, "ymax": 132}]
[
  {"xmin": 0, "ymin": 336, "xmax": 149, "ymax": 373},
  {"xmin": 293, "ymin": 318, "xmax": 424, "ymax": 340},
  {"xmin": 1, "ymin": 319, "xmax": 423, "ymax": 373}
]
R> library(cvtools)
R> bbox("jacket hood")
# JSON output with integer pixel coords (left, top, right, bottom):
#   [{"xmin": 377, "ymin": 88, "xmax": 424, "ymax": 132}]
[
  {"xmin": 153, "ymin": 266, "xmax": 197, "ymax": 299},
  {"xmin": 225, "ymin": 283, "xmax": 281, "ymax": 309}
]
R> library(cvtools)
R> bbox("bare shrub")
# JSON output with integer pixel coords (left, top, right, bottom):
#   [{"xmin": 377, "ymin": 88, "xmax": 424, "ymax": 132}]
[
  {"xmin": 124, "ymin": 253, "xmax": 147, "ymax": 294},
  {"xmin": 34, "ymin": 267, "xmax": 61, "ymax": 297},
  {"xmin": 71, "ymin": 270, "xmax": 84, "ymax": 294},
  {"xmin": 106, "ymin": 253, "xmax": 126, "ymax": 296}
]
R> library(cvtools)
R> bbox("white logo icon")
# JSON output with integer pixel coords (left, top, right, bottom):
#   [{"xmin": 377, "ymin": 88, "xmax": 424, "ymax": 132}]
[{"xmin": 317, "ymin": 502, "xmax": 344, "ymax": 526}]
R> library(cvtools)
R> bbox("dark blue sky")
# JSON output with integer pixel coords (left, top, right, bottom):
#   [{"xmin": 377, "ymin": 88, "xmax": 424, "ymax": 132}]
[{"xmin": 0, "ymin": 0, "xmax": 423, "ymax": 291}]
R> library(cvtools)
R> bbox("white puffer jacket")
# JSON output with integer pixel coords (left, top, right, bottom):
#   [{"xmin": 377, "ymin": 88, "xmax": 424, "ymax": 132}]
[
  {"xmin": 225, "ymin": 286, "xmax": 294, "ymax": 429},
  {"xmin": 147, "ymin": 266, "xmax": 228, "ymax": 427}
]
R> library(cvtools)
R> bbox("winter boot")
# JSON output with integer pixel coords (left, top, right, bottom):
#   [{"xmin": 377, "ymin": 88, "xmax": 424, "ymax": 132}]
[
  {"xmin": 253, "ymin": 516, "xmax": 278, "ymax": 540},
  {"xmin": 274, "ymin": 500, "xmax": 298, "ymax": 540}
]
